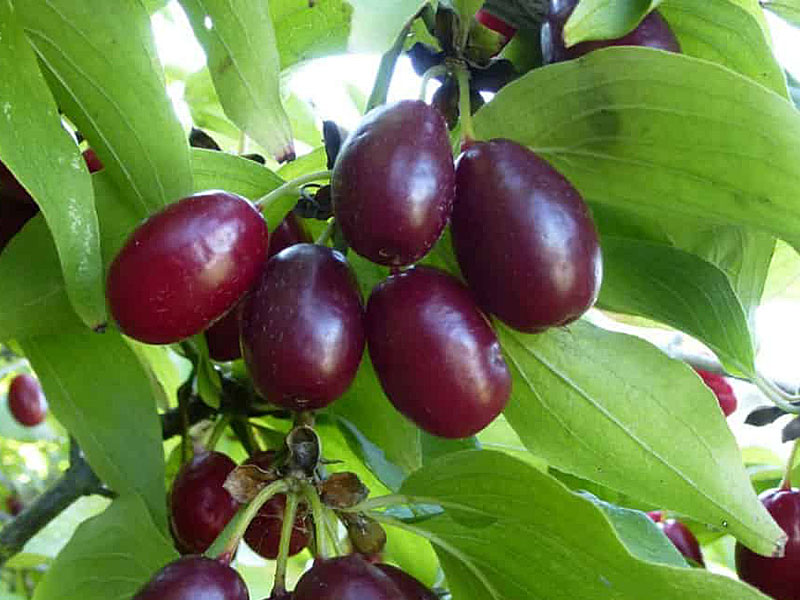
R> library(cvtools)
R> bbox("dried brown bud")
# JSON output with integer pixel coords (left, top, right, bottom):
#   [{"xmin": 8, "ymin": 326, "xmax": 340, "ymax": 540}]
[
  {"xmin": 320, "ymin": 472, "xmax": 369, "ymax": 509},
  {"xmin": 223, "ymin": 463, "xmax": 278, "ymax": 504}
]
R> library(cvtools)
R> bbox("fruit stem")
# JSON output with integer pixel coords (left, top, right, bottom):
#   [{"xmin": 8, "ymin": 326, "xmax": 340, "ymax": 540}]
[
  {"xmin": 454, "ymin": 61, "xmax": 476, "ymax": 144},
  {"xmin": 324, "ymin": 507, "xmax": 344, "ymax": 556},
  {"xmin": 301, "ymin": 481, "xmax": 329, "ymax": 559},
  {"xmin": 255, "ymin": 171, "xmax": 331, "ymax": 209},
  {"xmin": 780, "ymin": 438, "xmax": 800, "ymax": 490},
  {"xmin": 207, "ymin": 479, "xmax": 289, "ymax": 563},
  {"xmin": 206, "ymin": 414, "xmax": 231, "ymax": 451},
  {"xmin": 366, "ymin": 21, "xmax": 411, "ymax": 111},
  {"xmin": 755, "ymin": 373, "xmax": 800, "ymax": 415},
  {"xmin": 418, "ymin": 65, "xmax": 447, "ymax": 101},
  {"xmin": 315, "ymin": 219, "xmax": 336, "ymax": 246},
  {"xmin": 271, "ymin": 490, "xmax": 300, "ymax": 595}
]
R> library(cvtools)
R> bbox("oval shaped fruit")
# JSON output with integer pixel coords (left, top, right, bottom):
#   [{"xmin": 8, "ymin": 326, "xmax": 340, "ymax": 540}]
[
  {"xmin": 170, "ymin": 451, "xmax": 240, "ymax": 554},
  {"xmin": 452, "ymin": 139, "xmax": 602, "ymax": 332},
  {"xmin": 8, "ymin": 373, "xmax": 47, "ymax": 427},
  {"xmin": 375, "ymin": 564, "xmax": 437, "ymax": 600},
  {"xmin": 268, "ymin": 212, "xmax": 311, "ymax": 257},
  {"xmin": 694, "ymin": 368, "xmax": 737, "ymax": 417},
  {"xmin": 332, "ymin": 100, "xmax": 455, "ymax": 266},
  {"xmin": 647, "ymin": 511, "xmax": 704, "ymax": 567},
  {"xmin": 366, "ymin": 266, "xmax": 511, "ymax": 438},
  {"xmin": 107, "ymin": 190, "xmax": 268, "ymax": 345},
  {"xmin": 736, "ymin": 488, "xmax": 800, "ymax": 599},
  {"xmin": 133, "ymin": 556, "xmax": 249, "ymax": 600},
  {"xmin": 542, "ymin": 0, "xmax": 680, "ymax": 64},
  {"xmin": 293, "ymin": 555, "xmax": 402, "ymax": 600},
  {"xmin": 82, "ymin": 149, "xmax": 104, "ymax": 173},
  {"xmin": 243, "ymin": 451, "xmax": 310, "ymax": 559},
  {"xmin": 241, "ymin": 244, "xmax": 365, "ymax": 411}
]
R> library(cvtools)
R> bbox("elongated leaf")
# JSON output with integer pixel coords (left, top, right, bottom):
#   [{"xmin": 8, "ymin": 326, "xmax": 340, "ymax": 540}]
[
  {"xmin": 564, "ymin": 0, "xmax": 661, "ymax": 45},
  {"xmin": 32, "ymin": 496, "xmax": 177, "ymax": 600},
  {"xmin": 0, "ymin": 3, "xmax": 104, "ymax": 330},
  {"xmin": 21, "ymin": 330, "xmax": 167, "ymax": 527},
  {"xmin": 598, "ymin": 236, "xmax": 754, "ymax": 376},
  {"xmin": 474, "ymin": 49, "xmax": 800, "ymax": 252},
  {"xmin": 763, "ymin": 0, "xmax": 800, "ymax": 26},
  {"xmin": 397, "ymin": 451, "xmax": 768, "ymax": 599},
  {"xmin": 348, "ymin": 0, "xmax": 427, "ymax": 51},
  {"xmin": 180, "ymin": 0, "xmax": 294, "ymax": 161},
  {"xmin": 499, "ymin": 320, "xmax": 783, "ymax": 555},
  {"xmin": 272, "ymin": 0, "xmax": 353, "ymax": 70},
  {"xmin": 16, "ymin": 0, "xmax": 193, "ymax": 215}
]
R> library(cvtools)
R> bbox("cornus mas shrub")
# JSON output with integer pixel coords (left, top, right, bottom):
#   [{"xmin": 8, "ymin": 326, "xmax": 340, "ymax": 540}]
[{"xmin": 1, "ymin": 1, "xmax": 800, "ymax": 599}]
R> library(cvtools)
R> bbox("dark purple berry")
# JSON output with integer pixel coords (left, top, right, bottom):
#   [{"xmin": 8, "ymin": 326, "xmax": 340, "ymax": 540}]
[
  {"xmin": 107, "ymin": 190, "xmax": 268, "ymax": 345},
  {"xmin": 241, "ymin": 244, "xmax": 365, "ymax": 411},
  {"xmin": 375, "ymin": 564, "xmax": 437, "ymax": 600},
  {"xmin": 82, "ymin": 149, "xmax": 103, "ymax": 173},
  {"xmin": 268, "ymin": 212, "xmax": 311, "ymax": 257},
  {"xmin": 736, "ymin": 488, "xmax": 800, "ymax": 599},
  {"xmin": 366, "ymin": 266, "xmax": 511, "ymax": 438},
  {"xmin": 8, "ymin": 374, "xmax": 47, "ymax": 427},
  {"xmin": 647, "ymin": 511, "xmax": 704, "ymax": 567},
  {"xmin": 170, "ymin": 452, "xmax": 240, "ymax": 555},
  {"xmin": 332, "ymin": 100, "xmax": 455, "ymax": 266},
  {"xmin": 293, "ymin": 555, "xmax": 402, "ymax": 600},
  {"xmin": 205, "ymin": 303, "xmax": 244, "ymax": 362},
  {"xmin": 542, "ymin": 0, "xmax": 680, "ymax": 64},
  {"xmin": 452, "ymin": 139, "xmax": 602, "ymax": 332},
  {"xmin": 132, "ymin": 556, "xmax": 249, "ymax": 600}
]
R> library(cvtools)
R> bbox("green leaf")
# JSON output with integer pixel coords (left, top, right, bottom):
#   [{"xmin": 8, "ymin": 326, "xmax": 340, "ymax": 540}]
[
  {"xmin": 0, "ymin": 3, "xmax": 105, "ymax": 330},
  {"xmin": 763, "ymin": 0, "xmax": 800, "ymax": 26},
  {"xmin": 32, "ymin": 496, "xmax": 177, "ymax": 600},
  {"xmin": 21, "ymin": 330, "xmax": 167, "ymax": 527},
  {"xmin": 598, "ymin": 236, "xmax": 755, "ymax": 376},
  {"xmin": 16, "ymin": 0, "xmax": 193, "ymax": 215},
  {"xmin": 474, "ymin": 49, "xmax": 800, "ymax": 252},
  {"xmin": 563, "ymin": 0, "xmax": 661, "ymax": 45},
  {"xmin": 179, "ymin": 0, "xmax": 294, "ymax": 162},
  {"xmin": 348, "ymin": 0, "xmax": 428, "ymax": 51},
  {"xmin": 397, "ymin": 450, "xmax": 768, "ymax": 599},
  {"xmin": 20, "ymin": 496, "xmax": 110, "ymax": 561},
  {"xmin": 499, "ymin": 320, "xmax": 784, "ymax": 556},
  {"xmin": 272, "ymin": 0, "xmax": 353, "ymax": 70},
  {"xmin": 285, "ymin": 93, "xmax": 322, "ymax": 147}
]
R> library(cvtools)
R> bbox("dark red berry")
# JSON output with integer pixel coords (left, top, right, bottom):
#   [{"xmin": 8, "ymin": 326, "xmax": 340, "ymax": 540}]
[
  {"xmin": 241, "ymin": 244, "xmax": 365, "ymax": 411},
  {"xmin": 132, "ymin": 556, "xmax": 249, "ymax": 600},
  {"xmin": 107, "ymin": 190, "xmax": 268, "ymax": 344},
  {"xmin": 736, "ymin": 488, "xmax": 800, "ymax": 599},
  {"xmin": 694, "ymin": 368, "xmax": 737, "ymax": 417},
  {"xmin": 268, "ymin": 212, "xmax": 311, "ymax": 257},
  {"xmin": 366, "ymin": 266, "xmax": 511, "ymax": 438},
  {"xmin": 452, "ymin": 139, "xmax": 602, "ymax": 332},
  {"xmin": 8, "ymin": 374, "xmax": 47, "ymax": 427},
  {"xmin": 170, "ymin": 452, "xmax": 240, "ymax": 555},
  {"xmin": 542, "ymin": 0, "xmax": 680, "ymax": 64},
  {"xmin": 0, "ymin": 161, "xmax": 39, "ymax": 253},
  {"xmin": 242, "ymin": 451, "xmax": 310, "ymax": 559},
  {"xmin": 332, "ymin": 100, "xmax": 455, "ymax": 266},
  {"xmin": 6, "ymin": 495, "xmax": 23, "ymax": 516},
  {"xmin": 205, "ymin": 303, "xmax": 244, "ymax": 362},
  {"xmin": 375, "ymin": 564, "xmax": 437, "ymax": 600},
  {"xmin": 647, "ymin": 511, "xmax": 704, "ymax": 567},
  {"xmin": 82, "ymin": 149, "xmax": 103, "ymax": 173},
  {"xmin": 0, "ymin": 160, "xmax": 34, "ymax": 206},
  {"xmin": 476, "ymin": 8, "xmax": 517, "ymax": 41},
  {"xmin": 293, "ymin": 555, "xmax": 402, "ymax": 600}
]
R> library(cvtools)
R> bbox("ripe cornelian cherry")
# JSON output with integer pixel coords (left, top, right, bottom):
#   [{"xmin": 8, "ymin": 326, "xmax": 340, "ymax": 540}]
[
  {"xmin": 293, "ymin": 555, "xmax": 402, "ymax": 600},
  {"xmin": 132, "ymin": 556, "xmax": 249, "ymax": 600},
  {"xmin": 170, "ymin": 452, "xmax": 240, "ymax": 555},
  {"xmin": 375, "ymin": 564, "xmax": 437, "ymax": 600},
  {"xmin": 242, "ymin": 451, "xmax": 310, "ymax": 559},
  {"xmin": 205, "ymin": 212, "xmax": 310, "ymax": 362},
  {"xmin": 452, "ymin": 139, "xmax": 602, "ymax": 332},
  {"xmin": 8, "ymin": 373, "xmax": 47, "ymax": 427},
  {"xmin": 542, "ymin": 0, "xmax": 680, "ymax": 64},
  {"xmin": 107, "ymin": 190, "xmax": 268, "ymax": 345},
  {"xmin": 366, "ymin": 266, "xmax": 511, "ymax": 439},
  {"xmin": 736, "ymin": 488, "xmax": 800, "ymax": 599},
  {"xmin": 647, "ymin": 511, "xmax": 704, "ymax": 567},
  {"xmin": 332, "ymin": 100, "xmax": 455, "ymax": 266},
  {"xmin": 82, "ymin": 149, "xmax": 103, "ymax": 173},
  {"xmin": 694, "ymin": 368, "xmax": 737, "ymax": 417},
  {"xmin": 241, "ymin": 244, "xmax": 365, "ymax": 411}
]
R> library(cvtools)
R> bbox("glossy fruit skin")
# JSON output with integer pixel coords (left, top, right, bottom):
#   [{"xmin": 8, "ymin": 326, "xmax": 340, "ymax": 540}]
[
  {"xmin": 107, "ymin": 190, "xmax": 268, "ymax": 345},
  {"xmin": 647, "ymin": 512, "xmax": 704, "ymax": 567},
  {"xmin": 82, "ymin": 149, "xmax": 103, "ymax": 173},
  {"xmin": 736, "ymin": 488, "xmax": 800, "ymax": 599},
  {"xmin": 332, "ymin": 99, "xmax": 455, "ymax": 266},
  {"xmin": 366, "ymin": 266, "xmax": 511, "ymax": 438},
  {"xmin": 375, "ymin": 564, "xmax": 437, "ymax": 600},
  {"xmin": 452, "ymin": 139, "xmax": 602, "ymax": 332},
  {"xmin": 694, "ymin": 368, "xmax": 737, "ymax": 417},
  {"xmin": 132, "ymin": 556, "xmax": 249, "ymax": 600},
  {"xmin": 0, "ymin": 161, "xmax": 39, "ymax": 253},
  {"xmin": 8, "ymin": 374, "xmax": 47, "ymax": 427},
  {"xmin": 170, "ymin": 452, "xmax": 240, "ymax": 555},
  {"xmin": 268, "ymin": 212, "xmax": 311, "ymax": 257},
  {"xmin": 242, "ymin": 451, "xmax": 310, "ymax": 559},
  {"xmin": 542, "ymin": 0, "xmax": 680, "ymax": 64},
  {"xmin": 293, "ymin": 555, "xmax": 402, "ymax": 600},
  {"xmin": 241, "ymin": 244, "xmax": 365, "ymax": 411},
  {"xmin": 476, "ymin": 8, "xmax": 517, "ymax": 41}
]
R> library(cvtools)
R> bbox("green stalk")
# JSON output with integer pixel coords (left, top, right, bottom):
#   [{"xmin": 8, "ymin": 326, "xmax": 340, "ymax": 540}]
[
  {"xmin": 781, "ymin": 438, "xmax": 800, "ymax": 490},
  {"xmin": 255, "ymin": 171, "xmax": 331, "ymax": 209},
  {"xmin": 272, "ymin": 491, "xmax": 300, "ymax": 595},
  {"xmin": 205, "ymin": 414, "xmax": 231, "ymax": 451},
  {"xmin": 302, "ymin": 482, "xmax": 329, "ymax": 559},
  {"xmin": 418, "ymin": 65, "xmax": 447, "ymax": 101},
  {"xmin": 366, "ymin": 22, "xmax": 412, "ymax": 111},
  {"xmin": 455, "ymin": 62, "xmax": 476, "ymax": 144}
]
